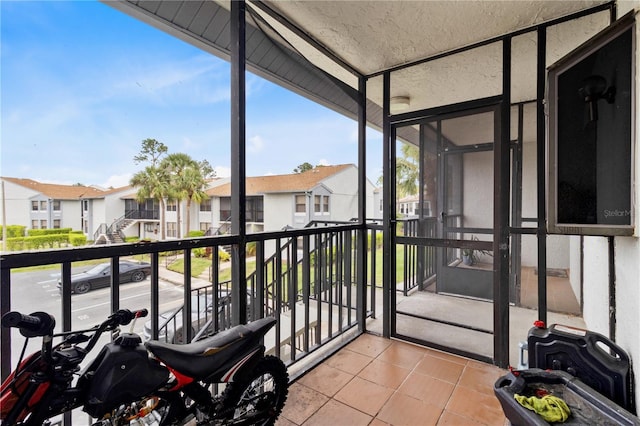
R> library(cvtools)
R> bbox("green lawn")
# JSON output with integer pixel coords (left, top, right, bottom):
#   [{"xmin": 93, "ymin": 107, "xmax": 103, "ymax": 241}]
[{"xmin": 166, "ymin": 245, "xmax": 407, "ymax": 290}]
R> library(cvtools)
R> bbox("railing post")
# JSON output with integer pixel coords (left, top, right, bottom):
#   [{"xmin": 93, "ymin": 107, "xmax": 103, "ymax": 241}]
[
  {"xmin": 183, "ymin": 248, "xmax": 192, "ymax": 342},
  {"xmin": 1, "ymin": 267, "xmax": 11, "ymax": 381},
  {"xmin": 150, "ymin": 252, "xmax": 160, "ymax": 340}
]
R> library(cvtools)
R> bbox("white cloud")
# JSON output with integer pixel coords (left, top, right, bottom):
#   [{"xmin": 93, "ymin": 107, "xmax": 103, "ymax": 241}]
[
  {"xmin": 317, "ymin": 158, "xmax": 331, "ymax": 166},
  {"xmin": 102, "ymin": 173, "xmax": 132, "ymax": 189},
  {"xmin": 214, "ymin": 166, "xmax": 231, "ymax": 178},
  {"xmin": 248, "ymin": 135, "xmax": 265, "ymax": 153}
]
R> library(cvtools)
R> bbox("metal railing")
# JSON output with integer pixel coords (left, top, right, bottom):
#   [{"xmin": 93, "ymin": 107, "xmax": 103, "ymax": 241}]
[
  {"xmin": 0, "ymin": 223, "xmax": 384, "ymax": 374},
  {"xmin": 398, "ymin": 218, "xmax": 438, "ymax": 295}
]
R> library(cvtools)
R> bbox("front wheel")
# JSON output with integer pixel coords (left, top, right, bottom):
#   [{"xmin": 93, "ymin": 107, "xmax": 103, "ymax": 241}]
[
  {"xmin": 220, "ymin": 355, "xmax": 289, "ymax": 426},
  {"xmin": 74, "ymin": 281, "xmax": 91, "ymax": 294},
  {"xmin": 130, "ymin": 271, "xmax": 146, "ymax": 282}
]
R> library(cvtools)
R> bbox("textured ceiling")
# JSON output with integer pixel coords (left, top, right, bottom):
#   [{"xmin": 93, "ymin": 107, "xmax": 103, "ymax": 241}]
[
  {"xmin": 110, "ymin": 0, "xmax": 615, "ymax": 138},
  {"xmin": 260, "ymin": 1, "xmax": 612, "ymax": 116},
  {"xmin": 264, "ymin": 1, "xmax": 610, "ymax": 76}
]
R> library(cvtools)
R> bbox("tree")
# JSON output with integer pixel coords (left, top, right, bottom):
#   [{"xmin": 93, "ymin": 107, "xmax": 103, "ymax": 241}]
[
  {"xmin": 130, "ymin": 138, "xmax": 170, "ymax": 239},
  {"xmin": 183, "ymin": 161, "xmax": 215, "ymax": 234},
  {"xmin": 396, "ymin": 143, "xmax": 419, "ymax": 198},
  {"xmin": 293, "ymin": 162, "xmax": 314, "ymax": 173},
  {"xmin": 134, "ymin": 138, "xmax": 168, "ymax": 166},
  {"xmin": 130, "ymin": 165, "xmax": 170, "ymax": 239},
  {"xmin": 161, "ymin": 153, "xmax": 215, "ymax": 237}
]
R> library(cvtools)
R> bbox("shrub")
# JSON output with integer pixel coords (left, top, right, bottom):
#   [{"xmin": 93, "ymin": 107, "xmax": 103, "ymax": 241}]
[
  {"xmin": 69, "ymin": 234, "xmax": 88, "ymax": 247},
  {"xmin": 27, "ymin": 228, "xmax": 72, "ymax": 237},
  {"xmin": 187, "ymin": 230, "xmax": 205, "ymax": 237},
  {"xmin": 246, "ymin": 241, "xmax": 256, "ymax": 256},
  {"xmin": 0, "ymin": 225, "xmax": 26, "ymax": 239},
  {"xmin": 193, "ymin": 247, "xmax": 207, "ymax": 258},
  {"xmin": 7, "ymin": 234, "xmax": 69, "ymax": 250}
]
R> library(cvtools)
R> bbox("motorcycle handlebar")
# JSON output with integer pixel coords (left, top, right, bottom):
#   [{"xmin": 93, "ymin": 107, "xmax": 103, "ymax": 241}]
[
  {"xmin": 1, "ymin": 311, "xmax": 56, "ymax": 338},
  {"xmin": 108, "ymin": 308, "xmax": 148, "ymax": 327}
]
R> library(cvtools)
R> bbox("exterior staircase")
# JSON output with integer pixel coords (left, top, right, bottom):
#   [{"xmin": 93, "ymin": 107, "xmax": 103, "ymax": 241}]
[{"xmin": 93, "ymin": 217, "xmax": 135, "ymax": 244}]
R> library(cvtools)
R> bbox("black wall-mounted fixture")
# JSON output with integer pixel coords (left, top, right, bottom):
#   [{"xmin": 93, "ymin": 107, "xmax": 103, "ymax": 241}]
[{"xmin": 578, "ymin": 75, "xmax": 616, "ymax": 122}]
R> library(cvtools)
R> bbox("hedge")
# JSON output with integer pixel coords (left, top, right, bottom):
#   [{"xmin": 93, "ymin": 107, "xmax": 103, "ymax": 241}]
[
  {"xmin": 0, "ymin": 225, "xmax": 26, "ymax": 239},
  {"xmin": 6, "ymin": 232, "xmax": 86, "ymax": 250},
  {"xmin": 27, "ymin": 228, "xmax": 72, "ymax": 237},
  {"xmin": 69, "ymin": 234, "xmax": 88, "ymax": 247}
]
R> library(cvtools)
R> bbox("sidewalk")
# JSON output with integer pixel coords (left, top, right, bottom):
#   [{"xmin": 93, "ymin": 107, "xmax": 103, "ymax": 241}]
[{"xmin": 157, "ymin": 262, "xmax": 211, "ymax": 289}]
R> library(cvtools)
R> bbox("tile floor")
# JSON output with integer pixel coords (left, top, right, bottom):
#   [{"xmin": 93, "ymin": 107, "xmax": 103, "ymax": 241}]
[{"xmin": 277, "ymin": 333, "xmax": 508, "ymax": 426}]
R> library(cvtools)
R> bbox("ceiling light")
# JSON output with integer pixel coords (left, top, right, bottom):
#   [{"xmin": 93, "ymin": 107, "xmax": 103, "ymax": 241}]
[{"xmin": 390, "ymin": 96, "xmax": 410, "ymax": 113}]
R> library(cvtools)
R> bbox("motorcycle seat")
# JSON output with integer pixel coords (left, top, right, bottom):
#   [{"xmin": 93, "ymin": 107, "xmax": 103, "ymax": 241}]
[{"xmin": 145, "ymin": 317, "xmax": 276, "ymax": 379}]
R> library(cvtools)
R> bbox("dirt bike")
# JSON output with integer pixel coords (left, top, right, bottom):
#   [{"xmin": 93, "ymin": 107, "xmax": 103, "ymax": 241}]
[{"xmin": 0, "ymin": 308, "xmax": 288, "ymax": 425}]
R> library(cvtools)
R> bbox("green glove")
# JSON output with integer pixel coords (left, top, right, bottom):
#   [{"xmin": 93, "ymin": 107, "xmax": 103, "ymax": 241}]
[{"xmin": 514, "ymin": 393, "xmax": 571, "ymax": 423}]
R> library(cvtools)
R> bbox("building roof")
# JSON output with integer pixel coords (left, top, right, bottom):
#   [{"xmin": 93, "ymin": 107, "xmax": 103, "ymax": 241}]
[
  {"xmin": 207, "ymin": 164, "xmax": 354, "ymax": 197},
  {"xmin": 2, "ymin": 177, "xmax": 109, "ymax": 200}
]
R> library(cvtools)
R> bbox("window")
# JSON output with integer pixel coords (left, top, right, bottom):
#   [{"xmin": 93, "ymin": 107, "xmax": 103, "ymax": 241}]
[
  {"xmin": 52, "ymin": 200, "xmax": 61, "ymax": 211},
  {"xmin": 200, "ymin": 199, "xmax": 212, "ymax": 212},
  {"xmin": 220, "ymin": 197, "xmax": 231, "ymax": 221},
  {"xmin": 31, "ymin": 201, "xmax": 38, "ymax": 211},
  {"xmin": 295, "ymin": 194, "xmax": 306, "ymax": 213},
  {"xmin": 246, "ymin": 197, "xmax": 264, "ymax": 222},
  {"xmin": 200, "ymin": 222, "xmax": 211, "ymax": 232},
  {"xmin": 40, "ymin": 201, "xmax": 47, "ymax": 211},
  {"xmin": 53, "ymin": 219, "xmax": 61, "ymax": 229},
  {"xmin": 314, "ymin": 195, "xmax": 329, "ymax": 214},
  {"xmin": 166, "ymin": 200, "xmax": 177, "ymax": 211},
  {"xmin": 167, "ymin": 222, "xmax": 177, "ymax": 237},
  {"xmin": 31, "ymin": 220, "xmax": 38, "ymax": 229},
  {"xmin": 547, "ymin": 16, "xmax": 634, "ymax": 236},
  {"xmin": 40, "ymin": 220, "xmax": 47, "ymax": 229}
]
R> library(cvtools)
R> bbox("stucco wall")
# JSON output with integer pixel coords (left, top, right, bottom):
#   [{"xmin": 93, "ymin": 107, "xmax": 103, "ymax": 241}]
[
  {"xmin": 265, "ymin": 193, "xmax": 295, "ymax": 232},
  {"xmin": 0, "ymin": 180, "xmax": 38, "ymax": 228},
  {"xmin": 571, "ymin": 5, "xmax": 640, "ymax": 409},
  {"xmin": 582, "ymin": 236, "xmax": 611, "ymax": 336}
]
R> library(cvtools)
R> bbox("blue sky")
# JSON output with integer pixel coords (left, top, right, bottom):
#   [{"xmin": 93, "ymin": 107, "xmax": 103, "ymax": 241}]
[{"xmin": 1, "ymin": 1, "xmax": 382, "ymax": 189}]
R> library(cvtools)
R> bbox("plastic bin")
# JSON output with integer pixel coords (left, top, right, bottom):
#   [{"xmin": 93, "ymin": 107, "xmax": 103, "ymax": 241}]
[
  {"xmin": 494, "ymin": 369, "xmax": 640, "ymax": 425},
  {"xmin": 528, "ymin": 323, "xmax": 635, "ymax": 414}
]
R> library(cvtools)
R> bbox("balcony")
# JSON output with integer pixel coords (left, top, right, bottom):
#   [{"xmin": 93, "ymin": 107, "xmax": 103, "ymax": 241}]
[
  {"xmin": 277, "ymin": 333, "xmax": 507, "ymax": 425},
  {"xmin": 7, "ymin": 215, "xmax": 594, "ymax": 425}
]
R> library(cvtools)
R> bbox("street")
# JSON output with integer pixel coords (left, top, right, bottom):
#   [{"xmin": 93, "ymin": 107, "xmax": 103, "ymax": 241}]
[
  {"xmin": 6, "ymin": 266, "xmax": 188, "ymax": 370},
  {"xmin": 5, "ymin": 267, "xmax": 193, "ymax": 424}
]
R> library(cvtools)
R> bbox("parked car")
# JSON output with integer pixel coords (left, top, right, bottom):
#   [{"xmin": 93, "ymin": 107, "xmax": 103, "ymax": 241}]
[
  {"xmin": 143, "ymin": 290, "xmax": 255, "ymax": 343},
  {"xmin": 57, "ymin": 260, "xmax": 151, "ymax": 294}
]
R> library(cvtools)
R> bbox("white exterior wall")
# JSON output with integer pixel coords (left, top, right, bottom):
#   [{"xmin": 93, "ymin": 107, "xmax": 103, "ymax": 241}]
[
  {"xmin": 568, "ymin": 235, "xmax": 582, "ymax": 306},
  {"xmin": 614, "ymin": 236, "xmax": 640, "ymax": 411},
  {"xmin": 582, "ymin": 236, "xmax": 610, "ymax": 336},
  {"xmin": 577, "ymin": 4, "xmax": 640, "ymax": 409},
  {"xmin": 264, "ymin": 193, "xmax": 294, "ymax": 232},
  {"xmin": 372, "ymin": 189, "xmax": 382, "ymax": 219},
  {"xmin": 90, "ymin": 199, "xmax": 106, "ymax": 238},
  {"xmin": 196, "ymin": 202, "xmax": 215, "ymax": 233},
  {"xmin": 320, "ymin": 165, "xmax": 373, "ymax": 222},
  {"xmin": 59, "ymin": 200, "xmax": 81, "ymax": 230},
  {"xmin": 463, "ymin": 150, "xmax": 493, "ymax": 230},
  {"xmin": 0, "ymin": 180, "xmax": 38, "ymax": 228}
]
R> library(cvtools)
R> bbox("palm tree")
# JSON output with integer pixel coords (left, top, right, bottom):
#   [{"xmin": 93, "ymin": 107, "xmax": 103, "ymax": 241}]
[
  {"xmin": 161, "ymin": 153, "xmax": 194, "ymax": 239},
  {"xmin": 130, "ymin": 165, "xmax": 171, "ymax": 240},
  {"xmin": 396, "ymin": 142, "xmax": 419, "ymax": 198},
  {"xmin": 161, "ymin": 154, "xmax": 214, "ymax": 237}
]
